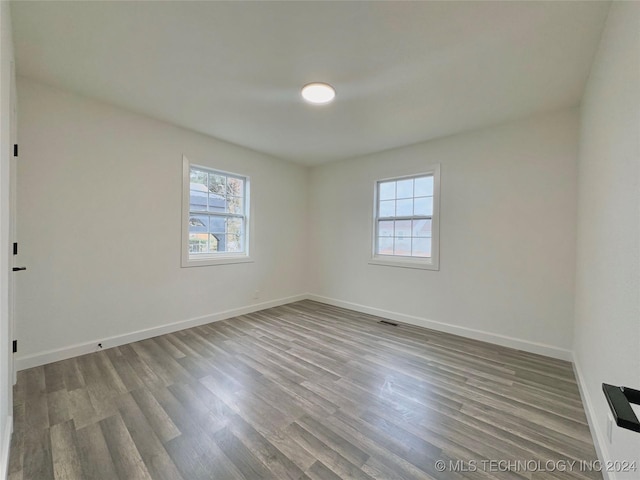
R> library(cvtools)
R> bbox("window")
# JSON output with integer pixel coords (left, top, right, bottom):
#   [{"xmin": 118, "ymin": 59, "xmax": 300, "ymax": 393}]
[
  {"xmin": 370, "ymin": 165, "xmax": 440, "ymax": 270},
  {"xmin": 182, "ymin": 156, "xmax": 251, "ymax": 267}
]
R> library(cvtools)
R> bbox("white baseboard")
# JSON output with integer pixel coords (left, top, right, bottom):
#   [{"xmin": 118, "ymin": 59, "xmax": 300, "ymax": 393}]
[
  {"xmin": 16, "ymin": 292, "xmax": 573, "ymax": 370},
  {"xmin": 307, "ymin": 294, "xmax": 573, "ymax": 361},
  {"xmin": 0, "ymin": 416, "xmax": 12, "ymax": 480},
  {"xmin": 572, "ymin": 354, "xmax": 613, "ymax": 480},
  {"xmin": 15, "ymin": 294, "xmax": 307, "ymax": 371}
]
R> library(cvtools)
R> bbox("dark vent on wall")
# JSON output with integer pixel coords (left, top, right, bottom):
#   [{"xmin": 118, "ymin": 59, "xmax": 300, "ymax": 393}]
[{"xmin": 379, "ymin": 320, "xmax": 398, "ymax": 327}]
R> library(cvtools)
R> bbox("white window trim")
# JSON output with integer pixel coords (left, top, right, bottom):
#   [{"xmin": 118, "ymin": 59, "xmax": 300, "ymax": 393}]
[
  {"xmin": 368, "ymin": 164, "xmax": 441, "ymax": 271},
  {"xmin": 181, "ymin": 155, "xmax": 254, "ymax": 267}
]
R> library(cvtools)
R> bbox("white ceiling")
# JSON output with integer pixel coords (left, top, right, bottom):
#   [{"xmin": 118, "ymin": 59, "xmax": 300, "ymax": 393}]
[{"xmin": 12, "ymin": 1, "xmax": 610, "ymax": 165}]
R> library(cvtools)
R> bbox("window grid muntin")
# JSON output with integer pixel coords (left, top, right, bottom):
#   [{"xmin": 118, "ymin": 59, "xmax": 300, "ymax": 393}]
[
  {"xmin": 375, "ymin": 174, "xmax": 434, "ymax": 259},
  {"xmin": 189, "ymin": 165, "xmax": 247, "ymax": 257}
]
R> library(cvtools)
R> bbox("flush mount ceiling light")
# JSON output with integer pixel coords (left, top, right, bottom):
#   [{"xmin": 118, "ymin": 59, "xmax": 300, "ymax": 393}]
[{"xmin": 301, "ymin": 82, "xmax": 336, "ymax": 105}]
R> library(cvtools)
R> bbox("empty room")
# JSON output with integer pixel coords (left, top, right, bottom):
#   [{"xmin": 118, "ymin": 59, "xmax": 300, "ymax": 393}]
[{"xmin": 0, "ymin": 1, "xmax": 638, "ymax": 479}]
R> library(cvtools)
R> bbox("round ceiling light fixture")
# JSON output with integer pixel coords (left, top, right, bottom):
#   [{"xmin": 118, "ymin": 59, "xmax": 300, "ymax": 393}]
[{"xmin": 301, "ymin": 82, "xmax": 336, "ymax": 105}]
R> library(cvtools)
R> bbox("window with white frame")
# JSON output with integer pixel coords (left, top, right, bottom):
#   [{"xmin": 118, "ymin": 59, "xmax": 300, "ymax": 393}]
[
  {"xmin": 371, "ymin": 165, "xmax": 440, "ymax": 270},
  {"xmin": 182, "ymin": 157, "xmax": 251, "ymax": 267}
]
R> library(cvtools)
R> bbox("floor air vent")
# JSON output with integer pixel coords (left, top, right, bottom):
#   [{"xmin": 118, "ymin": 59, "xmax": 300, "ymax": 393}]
[{"xmin": 379, "ymin": 320, "xmax": 398, "ymax": 326}]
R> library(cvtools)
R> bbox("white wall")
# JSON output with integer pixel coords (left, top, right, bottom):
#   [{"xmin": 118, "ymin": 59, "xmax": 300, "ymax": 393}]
[
  {"xmin": 309, "ymin": 109, "xmax": 579, "ymax": 358},
  {"xmin": 0, "ymin": 1, "xmax": 14, "ymax": 477},
  {"xmin": 15, "ymin": 78, "xmax": 308, "ymax": 366},
  {"xmin": 573, "ymin": 2, "xmax": 640, "ymax": 477}
]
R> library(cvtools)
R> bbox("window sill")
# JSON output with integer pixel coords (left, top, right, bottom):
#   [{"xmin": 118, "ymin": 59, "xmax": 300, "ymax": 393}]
[
  {"xmin": 368, "ymin": 256, "xmax": 439, "ymax": 271},
  {"xmin": 182, "ymin": 255, "xmax": 254, "ymax": 268}
]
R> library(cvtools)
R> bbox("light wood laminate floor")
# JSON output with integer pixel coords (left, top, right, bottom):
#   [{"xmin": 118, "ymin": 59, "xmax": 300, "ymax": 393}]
[{"xmin": 9, "ymin": 300, "xmax": 601, "ymax": 480}]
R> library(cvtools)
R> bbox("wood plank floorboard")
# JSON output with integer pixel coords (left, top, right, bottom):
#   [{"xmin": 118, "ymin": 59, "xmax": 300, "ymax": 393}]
[{"xmin": 9, "ymin": 300, "xmax": 601, "ymax": 479}]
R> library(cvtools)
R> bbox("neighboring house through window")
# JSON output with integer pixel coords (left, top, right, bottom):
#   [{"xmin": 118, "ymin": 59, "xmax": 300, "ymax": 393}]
[
  {"xmin": 370, "ymin": 164, "xmax": 440, "ymax": 270},
  {"xmin": 182, "ymin": 156, "xmax": 252, "ymax": 267}
]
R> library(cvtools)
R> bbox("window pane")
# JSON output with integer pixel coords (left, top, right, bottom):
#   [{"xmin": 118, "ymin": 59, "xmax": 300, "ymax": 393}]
[
  {"xmin": 412, "ymin": 219, "xmax": 432, "ymax": 237},
  {"xmin": 414, "ymin": 176, "xmax": 434, "ymax": 196},
  {"xmin": 227, "ymin": 177, "xmax": 244, "ymax": 197},
  {"xmin": 396, "ymin": 199, "xmax": 413, "ymax": 216},
  {"xmin": 377, "ymin": 237, "xmax": 393, "ymax": 255},
  {"xmin": 378, "ymin": 221, "xmax": 394, "ymax": 237},
  {"xmin": 188, "ymin": 215, "xmax": 208, "ymax": 233},
  {"xmin": 209, "ymin": 174, "xmax": 226, "ymax": 196},
  {"xmin": 209, "ymin": 234, "xmax": 220, "ymax": 252},
  {"xmin": 190, "ymin": 169, "xmax": 207, "ymax": 187},
  {"xmin": 209, "ymin": 216, "xmax": 225, "ymax": 234},
  {"xmin": 227, "ymin": 217, "xmax": 243, "ymax": 236},
  {"xmin": 189, "ymin": 233, "xmax": 210, "ymax": 254},
  {"xmin": 379, "ymin": 181, "xmax": 395, "ymax": 201},
  {"xmin": 412, "ymin": 237, "xmax": 432, "ymax": 257},
  {"xmin": 227, "ymin": 196, "xmax": 243, "ymax": 214},
  {"xmin": 394, "ymin": 220, "xmax": 411, "ymax": 238},
  {"xmin": 379, "ymin": 200, "xmax": 395, "ymax": 217},
  {"xmin": 396, "ymin": 179, "xmax": 413, "ymax": 199},
  {"xmin": 190, "ymin": 185, "xmax": 208, "ymax": 212},
  {"xmin": 208, "ymin": 192, "xmax": 225, "ymax": 213},
  {"xmin": 414, "ymin": 196, "xmax": 433, "ymax": 216},
  {"xmin": 226, "ymin": 233, "xmax": 243, "ymax": 252},
  {"xmin": 394, "ymin": 237, "xmax": 411, "ymax": 256}
]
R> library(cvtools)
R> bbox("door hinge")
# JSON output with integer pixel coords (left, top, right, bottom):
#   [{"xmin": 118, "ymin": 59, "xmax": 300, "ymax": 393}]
[
  {"xmin": 13, "ymin": 144, "xmax": 18, "ymax": 157},
  {"xmin": 13, "ymin": 242, "xmax": 17, "ymax": 255},
  {"xmin": 12, "ymin": 340, "xmax": 17, "ymax": 353}
]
